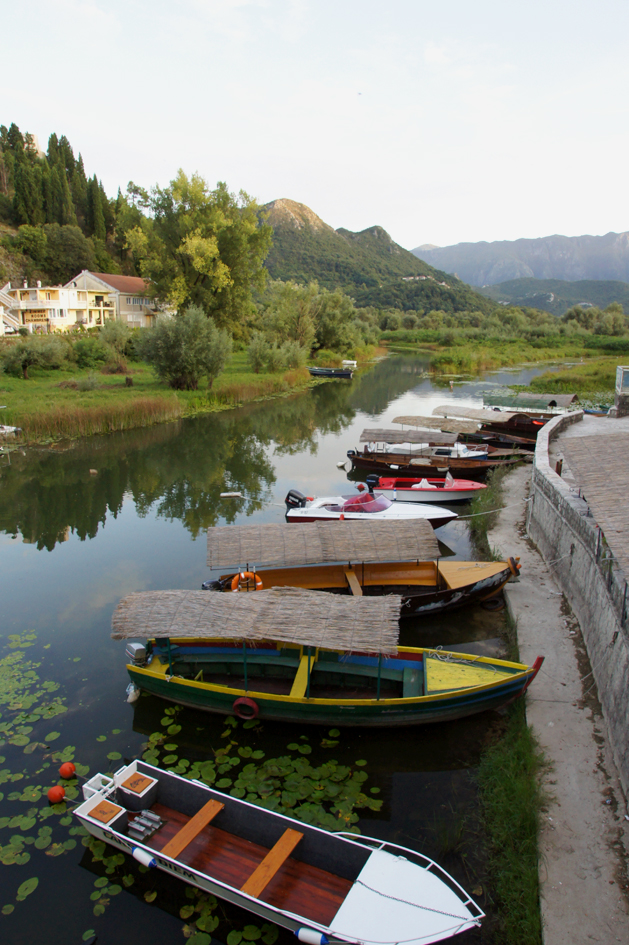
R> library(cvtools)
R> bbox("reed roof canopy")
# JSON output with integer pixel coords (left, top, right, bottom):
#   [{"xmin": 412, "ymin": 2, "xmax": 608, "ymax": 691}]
[
  {"xmin": 432, "ymin": 405, "xmax": 518, "ymax": 424},
  {"xmin": 111, "ymin": 587, "xmax": 402, "ymax": 655},
  {"xmin": 359, "ymin": 428, "xmax": 458, "ymax": 445},
  {"xmin": 392, "ymin": 416, "xmax": 481, "ymax": 435},
  {"xmin": 206, "ymin": 521, "xmax": 440, "ymax": 569},
  {"xmin": 483, "ymin": 393, "xmax": 579, "ymax": 410}
]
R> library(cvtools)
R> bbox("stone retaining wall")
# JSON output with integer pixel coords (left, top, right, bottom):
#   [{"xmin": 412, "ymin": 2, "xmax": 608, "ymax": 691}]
[{"xmin": 528, "ymin": 411, "xmax": 629, "ymax": 794}]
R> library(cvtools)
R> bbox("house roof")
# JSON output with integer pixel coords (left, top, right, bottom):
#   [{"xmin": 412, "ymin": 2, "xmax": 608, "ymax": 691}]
[{"xmin": 90, "ymin": 273, "xmax": 150, "ymax": 295}]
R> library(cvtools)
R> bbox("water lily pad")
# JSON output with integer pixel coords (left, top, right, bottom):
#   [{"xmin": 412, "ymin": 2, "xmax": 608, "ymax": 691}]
[
  {"xmin": 189, "ymin": 934, "xmax": 211, "ymax": 945},
  {"xmin": 112, "ymin": 729, "xmax": 121, "ymax": 734},
  {"xmin": 163, "ymin": 743, "xmax": 178, "ymax": 751},
  {"xmin": 106, "ymin": 752, "xmax": 122, "ymax": 761},
  {"xmin": 122, "ymin": 874, "xmax": 134, "ymax": 887},
  {"xmin": 163, "ymin": 755, "xmax": 178, "ymax": 764},
  {"xmin": 167, "ymin": 724, "xmax": 181, "ymax": 735},
  {"xmin": 96, "ymin": 736, "xmax": 107, "ymax": 742},
  {"xmin": 160, "ymin": 717, "xmax": 171, "ymax": 726},
  {"xmin": 10, "ymin": 735, "xmax": 30, "ymax": 747},
  {"xmin": 180, "ymin": 904, "xmax": 195, "ymax": 918},
  {"xmin": 370, "ymin": 786, "xmax": 381, "ymax": 794},
  {"xmin": 227, "ymin": 933, "xmax": 243, "ymax": 945},
  {"xmin": 16, "ymin": 877, "xmax": 38, "ymax": 900},
  {"xmin": 215, "ymin": 778, "xmax": 232, "ymax": 789},
  {"xmin": 2, "ymin": 904, "xmax": 15, "ymax": 915},
  {"xmin": 34, "ymin": 836, "xmax": 51, "ymax": 850},
  {"xmin": 243, "ymin": 924, "xmax": 262, "ymax": 940},
  {"xmin": 107, "ymin": 884, "xmax": 121, "ymax": 895},
  {"xmin": 261, "ymin": 924, "xmax": 278, "ymax": 945},
  {"xmin": 82, "ymin": 931, "xmax": 96, "ymax": 942},
  {"xmin": 144, "ymin": 890, "xmax": 157, "ymax": 902}
]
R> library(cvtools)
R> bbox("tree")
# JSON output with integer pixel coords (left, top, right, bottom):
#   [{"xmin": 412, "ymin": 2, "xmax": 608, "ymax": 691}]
[
  {"xmin": 2, "ymin": 337, "xmax": 68, "ymax": 379},
  {"xmin": 126, "ymin": 172, "xmax": 272, "ymax": 330},
  {"xmin": 86, "ymin": 175, "xmax": 105, "ymax": 240},
  {"xmin": 43, "ymin": 224, "xmax": 95, "ymax": 283},
  {"xmin": 247, "ymin": 332, "xmax": 270, "ymax": 373},
  {"xmin": 100, "ymin": 319, "xmax": 131, "ymax": 355},
  {"xmin": 259, "ymin": 280, "xmax": 320, "ymax": 350},
  {"xmin": 137, "ymin": 304, "xmax": 232, "ymax": 390}
]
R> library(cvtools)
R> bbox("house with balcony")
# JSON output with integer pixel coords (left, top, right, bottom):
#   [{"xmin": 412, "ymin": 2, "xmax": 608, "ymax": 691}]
[
  {"xmin": 1, "ymin": 280, "xmax": 115, "ymax": 331},
  {"xmin": 66, "ymin": 271, "xmax": 158, "ymax": 328}
]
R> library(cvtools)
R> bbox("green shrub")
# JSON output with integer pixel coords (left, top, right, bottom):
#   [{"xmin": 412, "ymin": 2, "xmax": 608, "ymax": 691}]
[{"xmin": 73, "ymin": 337, "xmax": 109, "ymax": 369}]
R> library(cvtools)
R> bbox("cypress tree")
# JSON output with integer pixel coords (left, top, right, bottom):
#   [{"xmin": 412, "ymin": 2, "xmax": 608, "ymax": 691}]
[
  {"xmin": 59, "ymin": 135, "xmax": 75, "ymax": 177},
  {"xmin": 99, "ymin": 179, "xmax": 113, "ymax": 237},
  {"xmin": 86, "ymin": 175, "xmax": 105, "ymax": 240},
  {"xmin": 71, "ymin": 153, "xmax": 88, "ymax": 228},
  {"xmin": 47, "ymin": 133, "xmax": 59, "ymax": 166}
]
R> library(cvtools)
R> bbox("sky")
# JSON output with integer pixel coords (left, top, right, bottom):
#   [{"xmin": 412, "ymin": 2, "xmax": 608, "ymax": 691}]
[{"xmin": 4, "ymin": 0, "xmax": 629, "ymax": 249}]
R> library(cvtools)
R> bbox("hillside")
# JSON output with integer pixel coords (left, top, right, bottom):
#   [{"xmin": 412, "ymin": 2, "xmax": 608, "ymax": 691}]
[
  {"xmin": 479, "ymin": 278, "xmax": 629, "ymax": 315},
  {"xmin": 263, "ymin": 199, "xmax": 496, "ymax": 314},
  {"xmin": 413, "ymin": 231, "xmax": 629, "ymax": 286}
]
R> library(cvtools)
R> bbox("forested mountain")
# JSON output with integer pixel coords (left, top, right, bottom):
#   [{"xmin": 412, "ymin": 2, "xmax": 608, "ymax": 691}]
[
  {"xmin": 479, "ymin": 278, "xmax": 629, "ymax": 315},
  {"xmin": 413, "ymin": 232, "xmax": 629, "ymax": 286},
  {"xmin": 263, "ymin": 199, "xmax": 496, "ymax": 314}
]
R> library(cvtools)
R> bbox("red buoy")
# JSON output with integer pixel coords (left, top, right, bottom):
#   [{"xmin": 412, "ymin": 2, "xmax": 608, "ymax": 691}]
[
  {"xmin": 47, "ymin": 786, "xmax": 65, "ymax": 804},
  {"xmin": 59, "ymin": 762, "xmax": 76, "ymax": 779}
]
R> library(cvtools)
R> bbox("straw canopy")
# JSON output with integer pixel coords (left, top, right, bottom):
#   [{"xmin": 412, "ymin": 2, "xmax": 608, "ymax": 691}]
[
  {"xmin": 392, "ymin": 416, "xmax": 481, "ymax": 435},
  {"xmin": 111, "ymin": 587, "xmax": 402, "ymax": 655},
  {"xmin": 206, "ymin": 521, "xmax": 439, "ymax": 569},
  {"xmin": 483, "ymin": 393, "xmax": 579, "ymax": 410},
  {"xmin": 359, "ymin": 428, "xmax": 458, "ymax": 445},
  {"xmin": 432, "ymin": 405, "xmax": 518, "ymax": 424}
]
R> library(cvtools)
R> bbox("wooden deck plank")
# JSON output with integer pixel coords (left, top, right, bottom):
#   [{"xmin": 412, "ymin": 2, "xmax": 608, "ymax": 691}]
[
  {"xmin": 160, "ymin": 798, "xmax": 224, "ymax": 859},
  {"xmin": 241, "ymin": 827, "xmax": 303, "ymax": 898},
  {"xmin": 147, "ymin": 803, "xmax": 351, "ymax": 925},
  {"xmin": 289, "ymin": 654, "xmax": 315, "ymax": 699}
]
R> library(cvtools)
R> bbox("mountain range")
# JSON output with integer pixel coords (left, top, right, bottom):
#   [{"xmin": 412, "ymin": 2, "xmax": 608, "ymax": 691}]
[
  {"xmin": 262, "ymin": 199, "xmax": 496, "ymax": 314},
  {"xmin": 478, "ymin": 278, "xmax": 629, "ymax": 315},
  {"xmin": 413, "ymin": 232, "xmax": 629, "ymax": 287}
]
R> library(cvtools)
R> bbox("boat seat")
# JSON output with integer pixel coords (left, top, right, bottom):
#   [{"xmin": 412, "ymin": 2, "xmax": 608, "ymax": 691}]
[
  {"xmin": 402, "ymin": 664, "xmax": 423, "ymax": 698},
  {"xmin": 240, "ymin": 827, "xmax": 303, "ymax": 899},
  {"xmin": 173, "ymin": 654, "xmax": 301, "ymax": 668},
  {"xmin": 315, "ymin": 662, "xmax": 402, "ymax": 682},
  {"xmin": 344, "ymin": 568, "xmax": 363, "ymax": 596},
  {"xmin": 289, "ymin": 654, "xmax": 316, "ymax": 698},
  {"xmin": 160, "ymin": 798, "xmax": 224, "ymax": 860}
]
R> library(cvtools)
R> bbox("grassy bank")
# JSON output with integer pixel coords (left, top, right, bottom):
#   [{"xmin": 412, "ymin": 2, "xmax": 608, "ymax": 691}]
[
  {"xmin": 477, "ymin": 699, "xmax": 544, "ymax": 945},
  {"xmin": 512, "ymin": 356, "xmax": 617, "ymax": 404},
  {"xmin": 0, "ymin": 352, "xmax": 317, "ymax": 442},
  {"xmin": 467, "ymin": 465, "xmax": 512, "ymax": 559}
]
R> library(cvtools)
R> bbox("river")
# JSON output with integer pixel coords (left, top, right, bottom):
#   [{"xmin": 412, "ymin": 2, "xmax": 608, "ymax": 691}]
[{"xmin": 0, "ymin": 356, "xmax": 554, "ymax": 945}]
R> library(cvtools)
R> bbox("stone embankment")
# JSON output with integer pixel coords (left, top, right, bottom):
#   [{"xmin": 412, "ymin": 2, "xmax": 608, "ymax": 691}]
[{"xmin": 487, "ymin": 415, "xmax": 629, "ymax": 944}]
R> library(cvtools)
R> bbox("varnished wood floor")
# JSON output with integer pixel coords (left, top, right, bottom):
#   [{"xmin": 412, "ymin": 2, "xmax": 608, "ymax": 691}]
[{"xmin": 142, "ymin": 803, "xmax": 352, "ymax": 925}]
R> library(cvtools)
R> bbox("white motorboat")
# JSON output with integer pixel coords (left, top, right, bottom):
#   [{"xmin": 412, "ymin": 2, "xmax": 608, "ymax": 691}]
[{"xmin": 285, "ymin": 489, "xmax": 457, "ymax": 528}]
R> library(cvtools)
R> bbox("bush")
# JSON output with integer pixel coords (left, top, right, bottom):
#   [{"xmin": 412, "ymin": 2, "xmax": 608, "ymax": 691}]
[
  {"xmin": 76, "ymin": 372, "xmax": 99, "ymax": 391},
  {"xmin": 1, "ymin": 336, "xmax": 69, "ymax": 379},
  {"xmin": 266, "ymin": 343, "xmax": 287, "ymax": 372},
  {"xmin": 74, "ymin": 337, "xmax": 109, "ymax": 369},
  {"xmin": 100, "ymin": 319, "xmax": 131, "ymax": 355},
  {"xmin": 281, "ymin": 340, "xmax": 307, "ymax": 369},
  {"xmin": 247, "ymin": 332, "xmax": 270, "ymax": 373},
  {"xmin": 136, "ymin": 305, "xmax": 232, "ymax": 390}
]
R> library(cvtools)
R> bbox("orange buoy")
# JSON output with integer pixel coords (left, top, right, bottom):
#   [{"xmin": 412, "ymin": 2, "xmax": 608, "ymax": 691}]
[
  {"xmin": 231, "ymin": 571, "xmax": 263, "ymax": 592},
  {"xmin": 59, "ymin": 762, "xmax": 76, "ymax": 779},
  {"xmin": 47, "ymin": 786, "xmax": 65, "ymax": 804}
]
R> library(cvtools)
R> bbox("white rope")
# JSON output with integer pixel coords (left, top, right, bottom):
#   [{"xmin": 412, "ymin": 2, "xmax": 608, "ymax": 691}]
[{"xmin": 457, "ymin": 496, "xmax": 533, "ymax": 520}]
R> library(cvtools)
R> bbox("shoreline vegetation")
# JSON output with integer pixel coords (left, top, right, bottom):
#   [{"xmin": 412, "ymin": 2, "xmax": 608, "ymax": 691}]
[{"xmin": 0, "ymin": 348, "xmax": 381, "ymax": 444}]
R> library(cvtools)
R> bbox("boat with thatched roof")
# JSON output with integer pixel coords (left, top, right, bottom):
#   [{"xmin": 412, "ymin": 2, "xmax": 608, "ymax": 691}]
[
  {"xmin": 202, "ymin": 522, "xmax": 521, "ymax": 617},
  {"xmin": 74, "ymin": 759, "xmax": 484, "ymax": 943},
  {"xmin": 113, "ymin": 586, "xmax": 543, "ymax": 726}
]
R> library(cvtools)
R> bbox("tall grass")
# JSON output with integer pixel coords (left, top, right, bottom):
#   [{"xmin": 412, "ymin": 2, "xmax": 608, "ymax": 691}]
[
  {"xmin": 477, "ymin": 701, "xmax": 545, "ymax": 945},
  {"xmin": 16, "ymin": 396, "xmax": 184, "ymax": 438},
  {"xmin": 467, "ymin": 464, "xmax": 512, "ymax": 558},
  {"xmin": 208, "ymin": 367, "xmax": 311, "ymax": 407}
]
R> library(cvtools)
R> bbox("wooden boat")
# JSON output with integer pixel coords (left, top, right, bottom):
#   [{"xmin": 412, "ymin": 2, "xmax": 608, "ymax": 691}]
[
  {"xmin": 308, "ymin": 367, "xmax": 353, "ymax": 379},
  {"xmin": 347, "ymin": 444, "xmax": 523, "ymax": 479},
  {"xmin": 390, "ymin": 416, "xmax": 539, "ymax": 451},
  {"xmin": 113, "ymin": 586, "xmax": 543, "ymax": 726},
  {"xmin": 203, "ymin": 522, "xmax": 520, "ymax": 617},
  {"xmin": 431, "ymin": 405, "xmax": 550, "ymax": 447},
  {"xmin": 284, "ymin": 488, "xmax": 457, "ymax": 529},
  {"xmin": 367, "ymin": 474, "xmax": 486, "ymax": 504},
  {"xmin": 75, "ymin": 760, "xmax": 484, "ymax": 944}
]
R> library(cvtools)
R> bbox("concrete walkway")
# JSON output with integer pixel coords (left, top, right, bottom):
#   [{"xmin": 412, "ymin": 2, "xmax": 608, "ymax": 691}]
[{"xmin": 487, "ymin": 465, "xmax": 629, "ymax": 945}]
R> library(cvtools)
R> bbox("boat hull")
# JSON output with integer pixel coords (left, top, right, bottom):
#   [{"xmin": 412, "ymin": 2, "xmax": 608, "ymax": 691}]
[
  {"xmin": 128, "ymin": 644, "xmax": 541, "ymax": 727},
  {"xmin": 347, "ymin": 450, "xmax": 521, "ymax": 479}
]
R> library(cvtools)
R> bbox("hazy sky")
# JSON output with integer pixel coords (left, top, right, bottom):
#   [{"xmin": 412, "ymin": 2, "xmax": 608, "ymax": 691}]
[{"xmin": 5, "ymin": 0, "xmax": 629, "ymax": 249}]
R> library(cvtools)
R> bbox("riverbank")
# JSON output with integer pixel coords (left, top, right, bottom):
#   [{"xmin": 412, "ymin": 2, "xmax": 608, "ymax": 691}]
[
  {"xmin": 488, "ymin": 465, "xmax": 629, "ymax": 945},
  {"xmin": 0, "ymin": 354, "xmax": 317, "ymax": 443}
]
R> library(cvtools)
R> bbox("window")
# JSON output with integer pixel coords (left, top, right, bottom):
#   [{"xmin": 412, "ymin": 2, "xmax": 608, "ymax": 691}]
[
  {"xmin": 126, "ymin": 297, "xmax": 131, "ymax": 304},
  {"xmin": 46, "ymin": 292, "xmax": 51, "ymax": 300}
]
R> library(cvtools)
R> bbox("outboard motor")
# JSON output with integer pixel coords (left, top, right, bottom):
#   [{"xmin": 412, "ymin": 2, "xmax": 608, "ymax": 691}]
[
  {"xmin": 285, "ymin": 489, "xmax": 308, "ymax": 510},
  {"xmin": 125, "ymin": 643, "xmax": 147, "ymax": 667},
  {"xmin": 201, "ymin": 579, "xmax": 223, "ymax": 591},
  {"xmin": 365, "ymin": 474, "xmax": 379, "ymax": 494}
]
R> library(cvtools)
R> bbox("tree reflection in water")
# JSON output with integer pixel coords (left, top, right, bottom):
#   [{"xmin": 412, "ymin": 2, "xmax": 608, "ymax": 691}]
[{"xmin": 0, "ymin": 355, "xmax": 431, "ymax": 550}]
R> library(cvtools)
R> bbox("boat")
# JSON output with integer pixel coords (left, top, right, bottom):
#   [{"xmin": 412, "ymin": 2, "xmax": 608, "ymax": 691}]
[
  {"xmin": 74, "ymin": 759, "xmax": 485, "ymax": 944},
  {"xmin": 347, "ymin": 442, "xmax": 523, "ymax": 479},
  {"xmin": 308, "ymin": 367, "xmax": 353, "ymax": 379},
  {"xmin": 284, "ymin": 488, "xmax": 457, "ymax": 528},
  {"xmin": 113, "ymin": 585, "xmax": 543, "ymax": 725},
  {"xmin": 202, "ymin": 521, "xmax": 520, "ymax": 617},
  {"xmin": 366, "ymin": 473, "xmax": 486, "ymax": 504}
]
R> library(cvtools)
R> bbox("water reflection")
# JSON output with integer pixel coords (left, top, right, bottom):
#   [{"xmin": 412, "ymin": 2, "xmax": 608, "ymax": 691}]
[{"xmin": 0, "ymin": 357, "xmax": 432, "ymax": 551}]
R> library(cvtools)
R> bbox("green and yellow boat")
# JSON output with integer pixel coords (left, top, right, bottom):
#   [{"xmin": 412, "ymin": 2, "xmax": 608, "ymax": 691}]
[{"xmin": 113, "ymin": 587, "xmax": 543, "ymax": 727}]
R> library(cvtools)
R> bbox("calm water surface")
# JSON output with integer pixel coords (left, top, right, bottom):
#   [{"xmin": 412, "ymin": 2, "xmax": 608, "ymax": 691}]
[{"xmin": 0, "ymin": 357, "xmax": 554, "ymax": 945}]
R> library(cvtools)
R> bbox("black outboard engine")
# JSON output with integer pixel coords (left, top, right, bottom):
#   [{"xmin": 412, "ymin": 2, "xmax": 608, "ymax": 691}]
[
  {"xmin": 285, "ymin": 489, "xmax": 308, "ymax": 510},
  {"xmin": 365, "ymin": 475, "xmax": 379, "ymax": 494},
  {"xmin": 201, "ymin": 579, "xmax": 223, "ymax": 591}
]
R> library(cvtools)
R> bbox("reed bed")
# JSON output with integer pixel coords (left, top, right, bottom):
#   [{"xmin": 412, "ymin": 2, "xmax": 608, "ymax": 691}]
[
  {"xmin": 210, "ymin": 367, "xmax": 311, "ymax": 407},
  {"xmin": 16, "ymin": 396, "xmax": 184, "ymax": 439}
]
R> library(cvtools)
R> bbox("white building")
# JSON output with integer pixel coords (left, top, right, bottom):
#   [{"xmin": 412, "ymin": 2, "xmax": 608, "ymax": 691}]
[
  {"xmin": 1, "ymin": 280, "xmax": 115, "ymax": 332},
  {"xmin": 66, "ymin": 271, "xmax": 158, "ymax": 328}
]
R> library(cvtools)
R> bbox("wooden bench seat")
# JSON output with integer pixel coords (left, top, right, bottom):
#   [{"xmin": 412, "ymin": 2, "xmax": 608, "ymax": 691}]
[
  {"xmin": 240, "ymin": 827, "xmax": 303, "ymax": 898},
  {"xmin": 160, "ymin": 798, "xmax": 224, "ymax": 859},
  {"xmin": 402, "ymin": 664, "xmax": 423, "ymax": 698},
  {"xmin": 344, "ymin": 568, "xmax": 363, "ymax": 596},
  {"xmin": 289, "ymin": 654, "xmax": 316, "ymax": 698}
]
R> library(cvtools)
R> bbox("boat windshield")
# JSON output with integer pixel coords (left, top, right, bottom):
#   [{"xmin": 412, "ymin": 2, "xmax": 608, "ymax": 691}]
[{"xmin": 342, "ymin": 492, "xmax": 393, "ymax": 513}]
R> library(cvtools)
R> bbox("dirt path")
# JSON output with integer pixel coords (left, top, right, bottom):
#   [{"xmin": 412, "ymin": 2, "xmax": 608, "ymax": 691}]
[{"xmin": 487, "ymin": 465, "xmax": 629, "ymax": 945}]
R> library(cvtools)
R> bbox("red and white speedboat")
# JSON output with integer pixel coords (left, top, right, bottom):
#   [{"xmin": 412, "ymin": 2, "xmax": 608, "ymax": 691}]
[
  {"xmin": 285, "ymin": 488, "xmax": 457, "ymax": 528},
  {"xmin": 370, "ymin": 474, "xmax": 486, "ymax": 504}
]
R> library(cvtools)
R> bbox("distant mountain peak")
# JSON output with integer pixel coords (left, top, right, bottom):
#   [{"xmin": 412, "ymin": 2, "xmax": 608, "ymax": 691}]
[
  {"xmin": 417, "ymin": 243, "xmax": 439, "ymax": 251},
  {"xmin": 263, "ymin": 198, "xmax": 333, "ymax": 233}
]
